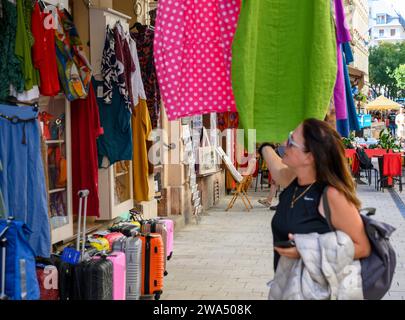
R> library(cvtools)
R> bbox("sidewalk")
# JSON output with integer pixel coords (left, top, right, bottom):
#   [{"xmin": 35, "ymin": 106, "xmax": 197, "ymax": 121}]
[
  {"xmin": 162, "ymin": 183, "xmax": 405, "ymax": 300},
  {"xmin": 162, "ymin": 190, "xmax": 274, "ymax": 300}
]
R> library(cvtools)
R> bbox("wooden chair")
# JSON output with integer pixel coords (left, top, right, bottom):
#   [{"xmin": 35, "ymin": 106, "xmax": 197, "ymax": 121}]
[{"xmin": 216, "ymin": 147, "xmax": 254, "ymax": 212}]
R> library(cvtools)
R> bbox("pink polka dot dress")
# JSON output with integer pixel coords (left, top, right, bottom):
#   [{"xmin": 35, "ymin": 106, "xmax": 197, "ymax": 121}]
[{"xmin": 154, "ymin": 0, "xmax": 241, "ymax": 120}]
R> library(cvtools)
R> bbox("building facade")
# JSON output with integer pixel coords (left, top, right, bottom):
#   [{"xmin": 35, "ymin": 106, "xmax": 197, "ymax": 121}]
[
  {"xmin": 345, "ymin": 0, "xmax": 371, "ymax": 94},
  {"xmin": 368, "ymin": 0, "xmax": 405, "ymax": 46}
]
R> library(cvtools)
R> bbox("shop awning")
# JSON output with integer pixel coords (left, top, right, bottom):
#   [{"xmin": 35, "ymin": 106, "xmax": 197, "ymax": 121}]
[{"xmin": 365, "ymin": 95, "xmax": 402, "ymax": 111}]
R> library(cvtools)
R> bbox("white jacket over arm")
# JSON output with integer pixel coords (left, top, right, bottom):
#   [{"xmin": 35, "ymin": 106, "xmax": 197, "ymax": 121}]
[{"xmin": 268, "ymin": 231, "xmax": 363, "ymax": 300}]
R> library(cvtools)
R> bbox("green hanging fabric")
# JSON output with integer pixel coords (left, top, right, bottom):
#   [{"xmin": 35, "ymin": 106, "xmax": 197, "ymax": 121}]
[
  {"xmin": 232, "ymin": 0, "xmax": 337, "ymax": 143},
  {"xmin": 15, "ymin": 0, "xmax": 38, "ymax": 91},
  {"xmin": 0, "ymin": 0, "xmax": 25, "ymax": 99}
]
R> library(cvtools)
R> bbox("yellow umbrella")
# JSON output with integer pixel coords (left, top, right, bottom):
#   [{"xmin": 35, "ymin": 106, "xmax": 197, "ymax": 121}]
[{"xmin": 365, "ymin": 95, "xmax": 402, "ymax": 111}]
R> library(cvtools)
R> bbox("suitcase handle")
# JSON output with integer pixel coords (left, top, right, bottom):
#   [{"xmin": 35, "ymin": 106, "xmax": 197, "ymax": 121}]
[
  {"xmin": 76, "ymin": 190, "xmax": 90, "ymax": 260},
  {"xmin": 78, "ymin": 190, "xmax": 90, "ymax": 198}
]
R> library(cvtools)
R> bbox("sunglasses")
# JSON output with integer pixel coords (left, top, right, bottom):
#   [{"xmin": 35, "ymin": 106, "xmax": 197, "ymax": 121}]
[{"xmin": 287, "ymin": 132, "xmax": 305, "ymax": 150}]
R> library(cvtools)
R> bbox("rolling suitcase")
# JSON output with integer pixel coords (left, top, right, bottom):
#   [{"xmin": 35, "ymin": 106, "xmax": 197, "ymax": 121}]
[
  {"xmin": 53, "ymin": 255, "xmax": 74, "ymax": 300},
  {"xmin": 113, "ymin": 236, "xmax": 142, "ymax": 300},
  {"xmin": 110, "ymin": 222, "xmax": 140, "ymax": 237},
  {"xmin": 156, "ymin": 218, "xmax": 174, "ymax": 260},
  {"xmin": 93, "ymin": 252, "xmax": 124, "ymax": 300},
  {"xmin": 56, "ymin": 189, "xmax": 105, "ymax": 301},
  {"xmin": 141, "ymin": 220, "xmax": 168, "ymax": 276},
  {"xmin": 140, "ymin": 233, "xmax": 164, "ymax": 300},
  {"xmin": 104, "ymin": 232, "xmax": 125, "ymax": 250},
  {"xmin": 82, "ymin": 256, "xmax": 113, "ymax": 300}
]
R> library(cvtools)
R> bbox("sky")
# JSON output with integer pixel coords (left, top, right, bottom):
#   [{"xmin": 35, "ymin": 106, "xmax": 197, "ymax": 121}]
[
  {"xmin": 391, "ymin": 0, "xmax": 405, "ymax": 16},
  {"xmin": 371, "ymin": 0, "xmax": 405, "ymax": 16}
]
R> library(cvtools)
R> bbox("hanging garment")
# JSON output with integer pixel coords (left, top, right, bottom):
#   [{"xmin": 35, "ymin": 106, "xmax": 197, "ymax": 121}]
[
  {"xmin": 15, "ymin": 0, "xmax": 39, "ymax": 92},
  {"xmin": 333, "ymin": 0, "xmax": 351, "ymax": 123},
  {"xmin": 71, "ymin": 82, "xmax": 103, "ymax": 218},
  {"xmin": 93, "ymin": 79, "xmax": 133, "ymax": 168},
  {"xmin": 114, "ymin": 22, "xmax": 135, "ymax": 111},
  {"xmin": 232, "ymin": 0, "xmax": 337, "ymax": 143},
  {"xmin": 217, "ymin": 111, "xmax": 239, "ymax": 131},
  {"xmin": 217, "ymin": 111, "xmax": 239, "ymax": 190},
  {"xmin": 31, "ymin": 1, "xmax": 60, "ymax": 97},
  {"xmin": 132, "ymin": 100, "xmax": 152, "ymax": 202},
  {"xmin": 55, "ymin": 8, "xmax": 92, "ymax": 101},
  {"xmin": 101, "ymin": 25, "xmax": 118, "ymax": 104},
  {"xmin": 9, "ymin": 86, "xmax": 40, "ymax": 103},
  {"xmin": 154, "ymin": 0, "xmax": 241, "ymax": 120},
  {"xmin": 336, "ymin": 46, "xmax": 350, "ymax": 138},
  {"xmin": 132, "ymin": 29, "xmax": 161, "ymax": 128},
  {"xmin": 129, "ymin": 36, "xmax": 147, "ymax": 107},
  {"xmin": 0, "ymin": 104, "xmax": 51, "ymax": 258},
  {"xmin": 0, "ymin": 0, "xmax": 24, "ymax": 100},
  {"xmin": 342, "ymin": 42, "xmax": 360, "ymax": 132}
]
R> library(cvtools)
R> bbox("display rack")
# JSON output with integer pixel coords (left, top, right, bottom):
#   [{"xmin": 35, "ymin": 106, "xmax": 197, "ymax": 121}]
[
  {"xmin": 89, "ymin": 8, "xmax": 135, "ymax": 221},
  {"xmin": 38, "ymin": 94, "xmax": 73, "ymax": 244}
]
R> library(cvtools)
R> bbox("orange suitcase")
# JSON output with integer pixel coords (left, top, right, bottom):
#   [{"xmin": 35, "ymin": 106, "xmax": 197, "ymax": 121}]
[{"xmin": 140, "ymin": 233, "xmax": 164, "ymax": 300}]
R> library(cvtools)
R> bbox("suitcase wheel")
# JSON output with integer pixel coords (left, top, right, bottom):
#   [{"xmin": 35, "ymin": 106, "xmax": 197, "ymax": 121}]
[
  {"xmin": 164, "ymin": 270, "xmax": 168, "ymax": 277},
  {"xmin": 167, "ymin": 252, "xmax": 173, "ymax": 261}
]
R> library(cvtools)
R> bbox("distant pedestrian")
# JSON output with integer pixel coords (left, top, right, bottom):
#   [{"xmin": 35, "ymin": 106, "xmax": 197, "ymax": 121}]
[{"xmin": 389, "ymin": 111, "xmax": 397, "ymax": 136}]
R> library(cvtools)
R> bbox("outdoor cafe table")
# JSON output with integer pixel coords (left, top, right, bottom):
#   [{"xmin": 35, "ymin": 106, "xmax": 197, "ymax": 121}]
[
  {"xmin": 345, "ymin": 149, "xmax": 404, "ymax": 187},
  {"xmin": 344, "ymin": 149, "xmax": 391, "ymax": 159}
]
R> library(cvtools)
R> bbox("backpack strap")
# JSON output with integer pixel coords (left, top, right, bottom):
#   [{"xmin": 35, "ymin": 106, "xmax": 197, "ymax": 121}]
[{"xmin": 322, "ymin": 186, "xmax": 336, "ymax": 232}]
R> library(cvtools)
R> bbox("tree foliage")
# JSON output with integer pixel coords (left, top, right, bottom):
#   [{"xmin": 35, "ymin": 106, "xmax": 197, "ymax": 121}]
[
  {"xmin": 369, "ymin": 42, "xmax": 405, "ymax": 99},
  {"xmin": 393, "ymin": 64, "xmax": 405, "ymax": 90}
]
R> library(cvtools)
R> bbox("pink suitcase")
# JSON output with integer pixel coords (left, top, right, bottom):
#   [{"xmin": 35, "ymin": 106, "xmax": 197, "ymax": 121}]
[
  {"xmin": 94, "ymin": 252, "xmax": 126, "ymax": 300},
  {"xmin": 157, "ymin": 218, "xmax": 174, "ymax": 260},
  {"xmin": 104, "ymin": 232, "xmax": 125, "ymax": 250}
]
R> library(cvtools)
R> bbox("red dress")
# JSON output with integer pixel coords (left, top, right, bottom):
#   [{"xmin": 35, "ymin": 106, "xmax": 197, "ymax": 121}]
[
  {"xmin": 71, "ymin": 83, "xmax": 104, "ymax": 217},
  {"xmin": 31, "ymin": 2, "xmax": 60, "ymax": 96}
]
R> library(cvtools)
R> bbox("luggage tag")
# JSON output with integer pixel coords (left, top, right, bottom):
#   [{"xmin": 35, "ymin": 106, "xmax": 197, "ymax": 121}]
[{"xmin": 61, "ymin": 247, "xmax": 81, "ymax": 265}]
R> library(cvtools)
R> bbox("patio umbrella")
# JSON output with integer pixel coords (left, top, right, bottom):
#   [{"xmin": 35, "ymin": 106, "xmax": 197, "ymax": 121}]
[{"xmin": 365, "ymin": 95, "xmax": 402, "ymax": 111}]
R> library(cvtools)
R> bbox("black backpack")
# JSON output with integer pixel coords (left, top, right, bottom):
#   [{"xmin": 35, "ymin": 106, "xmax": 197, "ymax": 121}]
[
  {"xmin": 322, "ymin": 187, "xmax": 396, "ymax": 300},
  {"xmin": 356, "ymin": 147, "xmax": 373, "ymax": 170}
]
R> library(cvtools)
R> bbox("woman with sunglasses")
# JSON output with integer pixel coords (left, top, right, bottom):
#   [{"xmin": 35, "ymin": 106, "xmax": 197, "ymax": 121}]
[{"xmin": 258, "ymin": 118, "xmax": 371, "ymax": 271}]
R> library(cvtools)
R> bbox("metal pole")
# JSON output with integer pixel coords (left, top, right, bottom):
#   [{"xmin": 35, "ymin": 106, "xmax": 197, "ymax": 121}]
[{"xmin": 76, "ymin": 195, "xmax": 83, "ymax": 252}]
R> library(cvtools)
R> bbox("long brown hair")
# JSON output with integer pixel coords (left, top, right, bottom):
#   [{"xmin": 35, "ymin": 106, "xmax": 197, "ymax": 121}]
[{"xmin": 302, "ymin": 118, "xmax": 361, "ymax": 209}]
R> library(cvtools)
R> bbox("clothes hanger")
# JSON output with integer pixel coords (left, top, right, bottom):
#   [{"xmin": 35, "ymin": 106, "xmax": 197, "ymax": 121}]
[
  {"xmin": 130, "ymin": 22, "xmax": 146, "ymax": 32},
  {"xmin": 0, "ymin": 98, "xmax": 39, "ymax": 112},
  {"xmin": 38, "ymin": 0, "xmax": 46, "ymax": 10}
]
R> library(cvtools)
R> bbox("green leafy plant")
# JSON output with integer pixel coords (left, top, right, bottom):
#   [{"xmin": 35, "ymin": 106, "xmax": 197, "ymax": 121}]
[
  {"xmin": 378, "ymin": 129, "xmax": 402, "ymax": 152},
  {"xmin": 342, "ymin": 132, "xmax": 356, "ymax": 149},
  {"xmin": 368, "ymin": 144, "xmax": 379, "ymax": 149},
  {"xmin": 354, "ymin": 92, "xmax": 367, "ymax": 103}
]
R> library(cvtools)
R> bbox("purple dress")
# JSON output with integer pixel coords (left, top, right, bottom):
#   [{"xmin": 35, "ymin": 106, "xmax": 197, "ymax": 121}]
[{"xmin": 333, "ymin": 0, "xmax": 352, "ymax": 121}]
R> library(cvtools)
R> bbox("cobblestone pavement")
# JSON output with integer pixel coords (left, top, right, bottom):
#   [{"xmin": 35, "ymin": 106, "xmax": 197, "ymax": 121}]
[{"xmin": 162, "ymin": 180, "xmax": 405, "ymax": 300}]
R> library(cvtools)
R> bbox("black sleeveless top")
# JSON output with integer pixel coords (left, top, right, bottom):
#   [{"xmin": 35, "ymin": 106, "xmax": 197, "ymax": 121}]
[{"xmin": 271, "ymin": 179, "xmax": 332, "ymax": 271}]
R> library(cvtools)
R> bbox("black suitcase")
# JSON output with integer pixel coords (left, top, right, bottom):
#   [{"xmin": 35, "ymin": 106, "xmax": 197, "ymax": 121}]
[
  {"xmin": 83, "ymin": 256, "xmax": 113, "ymax": 300},
  {"xmin": 110, "ymin": 223, "xmax": 140, "ymax": 237},
  {"xmin": 53, "ymin": 255, "xmax": 74, "ymax": 300}
]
